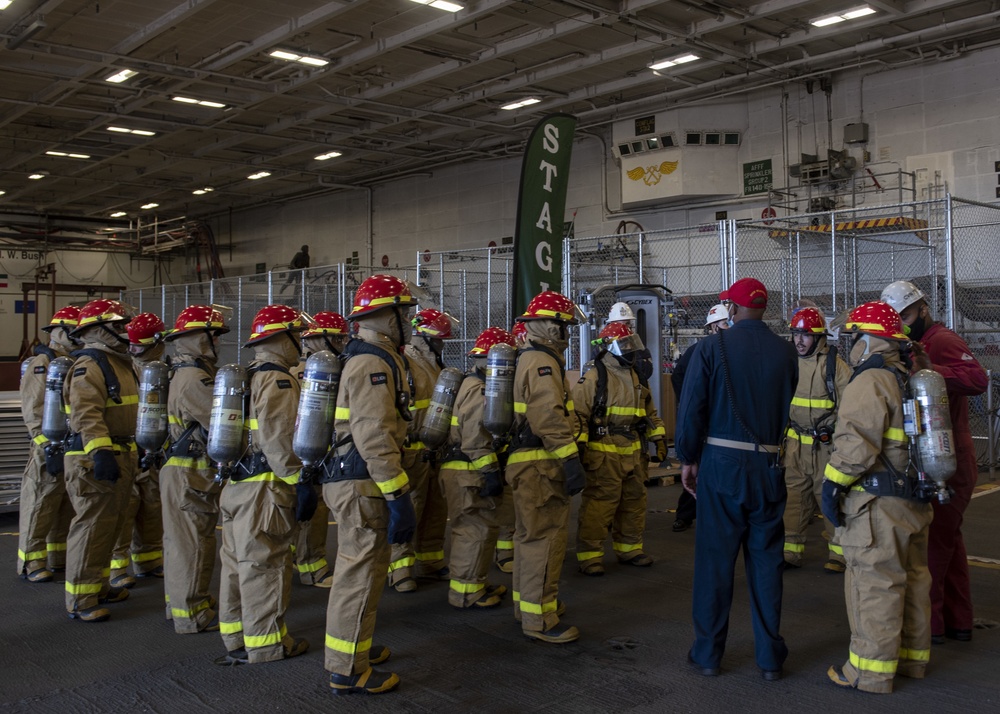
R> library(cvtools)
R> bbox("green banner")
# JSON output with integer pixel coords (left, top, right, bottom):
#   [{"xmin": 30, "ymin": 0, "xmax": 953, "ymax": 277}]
[{"xmin": 512, "ymin": 113, "xmax": 577, "ymax": 317}]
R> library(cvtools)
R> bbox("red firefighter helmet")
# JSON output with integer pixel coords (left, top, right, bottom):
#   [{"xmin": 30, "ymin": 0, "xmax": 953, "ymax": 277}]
[
  {"xmin": 302, "ymin": 311, "xmax": 347, "ymax": 338},
  {"xmin": 517, "ymin": 290, "xmax": 581, "ymax": 324},
  {"xmin": 244, "ymin": 304, "xmax": 303, "ymax": 346},
  {"xmin": 844, "ymin": 301, "xmax": 908, "ymax": 341},
  {"xmin": 789, "ymin": 307, "xmax": 827, "ymax": 335},
  {"xmin": 72, "ymin": 298, "xmax": 131, "ymax": 336},
  {"xmin": 599, "ymin": 321, "xmax": 634, "ymax": 341},
  {"xmin": 43, "ymin": 305, "xmax": 81, "ymax": 332},
  {"xmin": 412, "ymin": 308, "xmax": 456, "ymax": 339},
  {"xmin": 511, "ymin": 321, "xmax": 528, "ymax": 342},
  {"xmin": 126, "ymin": 313, "xmax": 165, "ymax": 345},
  {"xmin": 165, "ymin": 305, "xmax": 229, "ymax": 341},
  {"xmin": 348, "ymin": 275, "xmax": 416, "ymax": 320},
  {"xmin": 469, "ymin": 327, "xmax": 515, "ymax": 356}
]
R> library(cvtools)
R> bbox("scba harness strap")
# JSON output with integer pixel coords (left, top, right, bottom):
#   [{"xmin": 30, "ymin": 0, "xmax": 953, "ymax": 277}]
[
  {"xmin": 232, "ymin": 361, "xmax": 293, "ymax": 480},
  {"xmin": 70, "ymin": 348, "xmax": 136, "ymax": 404}
]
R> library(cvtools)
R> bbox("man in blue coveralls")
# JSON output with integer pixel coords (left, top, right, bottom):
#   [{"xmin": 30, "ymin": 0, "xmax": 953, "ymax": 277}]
[{"xmin": 675, "ymin": 277, "xmax": 797, "ymax": 680}]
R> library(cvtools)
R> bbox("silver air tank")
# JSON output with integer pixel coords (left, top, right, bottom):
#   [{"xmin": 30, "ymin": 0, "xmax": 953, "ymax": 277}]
[
  {"xmin": 483, "ymin": 343, "xmax": 516, "ymax": 437},
  {"xmin": 136, "ymin": 360, "xmax": 170, "ymax": 452},
  {"xmin": 908, "ymin": 369, "xmax": 957, "ymax": 501},
  {"xmin": 293, "ymin": 350, "xmax": 341, "ymax": 468},
  {"xmin": 41, "ymin": 357, "xmax": 75, "ymax": 442},
  {"xmin": 207, "ymin": 363, "xmax": 248, "ymax": 469},
  {"xmin": 420, "ymin": 367, "xmax": 464, "ymax": 449}
]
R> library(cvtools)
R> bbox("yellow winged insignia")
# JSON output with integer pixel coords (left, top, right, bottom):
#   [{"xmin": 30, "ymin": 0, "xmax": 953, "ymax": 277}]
[
  {"xmin": 626, "ymin": 166, "xmax": 646, "ymax": 181},
  {"xmin": 659, "ymin": 160, "xmax": 678, "ymax": 175},
  {"xmin": 626, "ymin": 159, "xmax": 679, "ymax": 186}
]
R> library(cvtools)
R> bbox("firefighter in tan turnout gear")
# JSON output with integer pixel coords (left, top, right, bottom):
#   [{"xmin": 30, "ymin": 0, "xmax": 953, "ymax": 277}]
[
  {"xmin": 160, "ymin": 305, "xmax": 228, "ymax": 634},
  {"xmin": 823, "ymin": 301, "xmax": 933, "ymax": 695},
  {"xmin": 109, "ymin": 313, "xmax": 168, "ymax": 588},
  {"xmin": 215, "ymin": 305, "xmax": 309, "ymax": 665},
  {"xmin": 782, "ymin": 307, "xmax": 851, "ymax": 572},
  {"xmin": 292, "ymin": 310, "xmax": 349, "ymax": 588},
  {"xmin": 573, "ymin": 320, "xmax": 666, "ymax": 576},
  {"xmin": 508, "ymin": 290, "xmax": 586, "ymax": 644},
  {"xmin": 323, "ymin": 275, "xmax": 417, "ymax": 695},
  {"xmin": 440, "ymin": 327, "xmax": 516, "ymax": 609},
  {"xmin": 388, "ymin": 308, "xmax": 455, "ymax": 592},
  {"xmin": 62, "ymin": 299, "xmax": 140, "ymax": 622},
  {"xmin": 493, "ymin": 321, "xmax": 529, "ymax": 573},
  {"xmin": 17, "ymin": 305, "xmax": 79, "ymax": 583}
]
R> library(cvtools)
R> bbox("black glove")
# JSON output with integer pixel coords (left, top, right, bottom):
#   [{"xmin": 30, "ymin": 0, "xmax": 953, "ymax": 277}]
[
  {"xmin": 563, "ymin": 455, "xmax": 586, "ymax": 496},
  {"xmin": 92, "ymin": 449, "xmax": 120, "ymax": 483},
  {"xmin": 43, "ymin": 444, "xmax": 64, "ymax": 475},
  {"xmin": 386, "ymin": 492, "xmax": 416, "ymax": 545},
  {"xmin": 479, "ymin": 469, "xmax": 504, "ymax": 498},
  {"xmin": 821, "ymin": 480, "xmax": 847, "ymax": 527},
  {"xmin": 295, "ymin": 481, "xmax": 319, "ymax": 522}
]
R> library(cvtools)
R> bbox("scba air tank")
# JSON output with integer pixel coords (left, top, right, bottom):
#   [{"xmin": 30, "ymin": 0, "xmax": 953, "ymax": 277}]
[
  {"xmin": 293, "ymin": 350, "xmax": 341, "ymax": 467},
  {"xmin": 908, "ymin": 368, "xmax": 957, "ymax": 489},
  {"xmin": 135, "ymin": 360, "xmax": 170, "ymax": 452},
  {"xmin": 483, "ymin": 343, "xmax": 516, "ymax": 437},
  {"xmin": 41, "ymin": 357, "xmax": 75, "ymax": 442},
  {"xmin": 420, "ymin": 367, "xmax": 464, "ymax": 449},
  {"xmin": 207, "ymin": 363, "xmax": 248, "ymax": 467}
]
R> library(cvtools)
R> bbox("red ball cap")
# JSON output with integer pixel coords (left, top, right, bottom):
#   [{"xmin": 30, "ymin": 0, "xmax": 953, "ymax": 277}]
[{"xmin": 720, "ymin": 277, "xmax": 768, "ymax": 309}]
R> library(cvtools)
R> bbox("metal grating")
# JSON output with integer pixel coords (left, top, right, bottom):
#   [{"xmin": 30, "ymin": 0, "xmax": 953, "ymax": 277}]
[{"xmin": 0, "ymin": 391, "xmax": 29, "ymax": 512}]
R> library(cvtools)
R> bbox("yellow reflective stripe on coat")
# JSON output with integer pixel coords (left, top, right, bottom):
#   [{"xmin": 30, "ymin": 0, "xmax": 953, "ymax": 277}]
[
  {"xmin": 238, "ymin": 471, "xmax": 299, "ymax": 485},
  {"xmin": 449, "ymin": 580, "xmax": 485, "ymax": 594},
  {"xmin": 606, "ymin": 405, "xmax": 646, "ymax": 417},
  {"xmin": 335, "ymin": 407, "xmax": 350, "ymax": 419},
  {"xmin": 588, "ymin": 441, "xmax": 642, "ymax": 455},
  {"xmin": 106, "ymin": 395, "xmax": 140, "ymax": 408},
  {"xmin": 824, "ymin": 463, "xmax": 856, "ymax": 487},
  {"xmin": 471, "ymin": 453, "xmax": 498, "ymax": 469},
  {"xmin": 376, "ymin": 471, "xmax": 409, "ymax": 495},
  {"xmin": 786, "ymin": 427, "xmax": 814, "ymax": 445},
  {"xmin": 790, "ymin": 396, "xmax": 835, "ymax": 409},
  {"xmin": 168, "ymin": 415, "xmax": 185, "ymax": 425},
  {"xmin": 325, "ymin": 634, "xmax": 372, "ymax": 655},
  {"xmin": 165, "ymin": 456, "xmax": 211, "ymax": 470},
  {"xmin": 783, "ymin": 542, "xmax": 805, "ymax": 553},
  {"xmin": 648, "ymin": 425, "xmax": 665, "ymax": 438},
  {"xmin": 441, "ymin": 460, "xmax": 476, "ymax": 471},
  {"xmin": 247, "ymin": 419, "xmax": 259, "ymax": 430},
  {"xmin": 245, "ymin": 623, "xmax": 287, "ymax": 649},
  {"xmin": 612, "ymin": 542, "xmax": 642, "ymax": 553},
  {"xmin": 884, "ymin": 427, "xmax": 907, "ymax": 443},
  {"xmin": 219, "ymin": 620, "xmax": 242, "ymax": 635},
  {"xmin": 18, "ymin": 547, "xmax": 47, "ymax": 562},
  {"xmin": 65, "ymin": 580, "xmax": 103, "ymax": 595},
  {"xmin": 32, "ymin": 434, "xmax": 49, "ymax": 445},
  {"xmin": 507, "ymin": 441, "xmax": 577, "ymax": 464},
  {"xmin": 296, "ymin": 558, "xmax": 328, "ymax": 574},
  {"xmin": 899, "ymin": 647, "xmax": 930, "ymax": 662},
  {"xmin": 409, "ymin": 399, "xmax": 431, "ymax": 411},
  {"xmin": 850, "ymin": 650, "xmax": 897, "ymax": 674},
  {"xmin": 513, "ymin": 402, "xmax": 527, "ymax": 414},
  {"xmin": 403, "ymin": 440, "xmax": 427, "ymax": 451},
  {"xmin": 84, "ymin": 436, "xmax": 113, "ymax": 453},
  {"xmin": 576, "ymin": 550, "xmax": 603, "ymax": 561}
]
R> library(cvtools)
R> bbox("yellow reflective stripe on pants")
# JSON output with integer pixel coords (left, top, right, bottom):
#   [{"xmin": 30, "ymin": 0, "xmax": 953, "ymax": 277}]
[
  {"xmin": 237, "ymin": 471, "xmax": 299, "ymax": 486},
  {"xmin": 496, "ymin": 540, "xmax": 513, "ymax": 549},
  {"xmin": 899, "ymin": 647, "xmax": 930, "ymax": 662},
  {"xmin": 829, "ymin": 544, "xmax": 844, "ymax": 556},
  {"xmin": 416, "ymin": 551, "xmax": 444, "ymax": 561},
  {"xmin": 18, "ymin": 548, "xmax": 47, "ymax": 561},
  {"xmin": 297, "ymin": 558, "xmax": 328, "ymax": 574},
  {"xmin": 245, "ymin": 623, "xmax": 287, "ymax": 649},
  {"xmin": 784, "ymin": 542, "xmax": 805, "ymax": 553},
  {"xmin": 47, "ymin": 542, "xmax": 67, "ymax": 552},
  {"xmin": 172, "ymin": 599, "xmax": 212, "ymax": 619},
  {"xmin": 376, "ymin": 471, "xmax": 409, "ymax": 495},
  {"xmin": 325, "ymin": 634, "xmax": 372, "ymax": 655},
  {"xmin": 110, "ymin": 557, "xmax": 130, "ymax": 569},
  {"xmin": 850, "ymin": 650, "xmax": 897, "ymax": 674},
  {"xmin": 449, "ymin": 580, "xmax": 485, "ymax": 594},
  {"xmin": 219, "ymin": 620, "xmax": 243, "ymax": 635},
  {"xmin": 442, "ymin": 460, "xmax": 476, "ymax": 471},
  {"xmin": 576, "ymin": 550, "xmax": 603, "ymax": 561},
  {"xmin": 389, "ymin": 556, "xmax": 415, "ymax": 572},
  {"xmin": 65, "ymin": 581, "xmax": 103, "ymax": 595},
  {"xmin": 507, "ymin": 442, "xmax": 577, "ymax": 464},
  {"xmin": 516, "ymin": 595, "xmax": 558, "ymax": 615},
  {"xmin": 589, "ymin": 441, "xmax": 642, "ymax": 455},
  {"xmin": 613, "ymin": 542, "xmax": 642, "ymax": 553},
  {"xmin": 165, "ymin": 456, "xmax": 211, "ymax": 470},
  {"xmin": 132, "ymin": 550, "xmax": 162, "ymax": 563}
]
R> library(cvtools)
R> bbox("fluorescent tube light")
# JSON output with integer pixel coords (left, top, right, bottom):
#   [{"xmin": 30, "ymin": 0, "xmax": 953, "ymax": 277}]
[
  {"xmin": 811, "ymin": 6, "xmax": 875, "ymax": 27},
  {"xmin": 429, "ymin": 0, "xmax": 463, "ymax": 10},
  {"xmin": 68, "ymin": 153, "xmax": 90, "ymax": 159},
  {"xmin": 649, "ymin": 53, "xmax": 699, "ymax": 70},
  {"xmin": 0, "ymin": 1, "xmax": 12, "ymax": 10},
  {"xmin": 192, "ymin": 187, "xmax": 215, "ymax": 195},
  {"xmin": 500, "ymin": 98, "xmax": 541, "ymax": 111},
  {"xmin": 269, "ymin": 48, "xmax": 330, "ymax": 67},
  {"xmin": 247, "ymin": 171, "xmax": 271, "ymax": 180},
  {"xmin": 269, "ymin": 50, "xmax": 301, "ymax": 61},
  {"xmin": 108, "ymin": 126, "xmax": 157, "ymax": 136},
  {"xmin": 172, "ymin": 96, "xmax": 199, "ymax": 104},
  {"xmin": 105, "ymin": 69, "xmax": 138, "ymax": 84},
  {"xmin": 45, "ymin": 150, "xmax": 67, "ymax": 156},
  {"xmin": 110, "ymin": 211, "xmax": 127, "ymax": 218},
  {"xmin": 298, "ymin": 56, "xmax": 329, "ymax": 67},
  {"xmin": 28, "ymin": 173, "xmax": 45, "ymax": 180},
  {"xmin": 141, "ymin": 203, "xmax": 159, "ymax": 210},
  {"xmin": 314, "ymin": 151, "xmax": 342, "ymax": 161}
]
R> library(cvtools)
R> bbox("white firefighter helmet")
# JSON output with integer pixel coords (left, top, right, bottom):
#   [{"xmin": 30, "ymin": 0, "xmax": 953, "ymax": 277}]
[
  {"xmin": 607, "ymin": 302, "xmax": 636, "ymax": 323},
  {"xmin": 705, "ymin": 303, "xmax": 730, "ymax": 327},
  {"xmin": 880, "ymin": 280, "xmax": 925, "ymax": 314}
]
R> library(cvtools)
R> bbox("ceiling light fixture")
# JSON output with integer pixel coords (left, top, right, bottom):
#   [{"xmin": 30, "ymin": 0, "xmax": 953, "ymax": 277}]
[
  {"xmin": 172, "ymin": 95, "xmax": 227, "ymax": 108},
  {"xmin": 105, "ymin": 68, "xmax": 138, "ymax": 84},
  {"xmin": 107, "ymin": 126, "xmax": 157, "ymax": 136},
  {"xmin": 648, "ymin": 53, "xmax": 699, "ymax": 71},
  {"xmin": 28, "ymin": 173, "xmax": 46, "ymax": 180},
  {"xmin": 0, "ymin": 190, "xmax": 6, "ymax": 197},
  {"xmin": 268, "ymin": 49, "xmax": 330, "ymax": 67},
  {"xmin": 45, "ymin": 150, "xmax": 90, "ymax": 159},
  {"xmin": 192, "ymin": 187, "xmax": 215, "ymax": 195},
  {"xmin": 110, "ymin": 211, "xmax": 127, "ymax": 218},
  {"xmin": 409, "ymin": 0, "xmax": 464, "ymax": 11},
  {"xmin": 314, "ymin": 151, "xmax": 342, "ymax": 161},
  {"xmin": 141, "ymin": 202, "xmax": 159, "ymax": 210},
  {"xmin": 0, "ymin": 1, "xmax": 12, "ymax": 10},
  {"xmin": 500, "ymin": 97, "xmax": 541, "ymax": 111},
  {"xmin": 247, "ymin": 171, "xmax": 271, "ymax": 180},
  {"xmin": 811, "ymin": 5, "xmax": 876, "ymax": 27}
]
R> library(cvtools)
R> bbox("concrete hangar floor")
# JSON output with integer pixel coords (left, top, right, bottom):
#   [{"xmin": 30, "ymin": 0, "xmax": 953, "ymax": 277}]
[{"xmin": 1, "ymin": 478, "xmax": 998, "ymax": 713}]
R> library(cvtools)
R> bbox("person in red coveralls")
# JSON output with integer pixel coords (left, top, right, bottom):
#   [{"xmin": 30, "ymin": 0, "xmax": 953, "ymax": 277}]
[{"xmin": 881, "ymin": 281, "xmax": 988, "ymax": 644}]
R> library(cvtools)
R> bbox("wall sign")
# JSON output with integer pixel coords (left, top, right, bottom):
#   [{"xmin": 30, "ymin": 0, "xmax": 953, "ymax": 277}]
[{"xmin": 743, "ymin": 159, "xmax": 773, "ymax": 195}]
